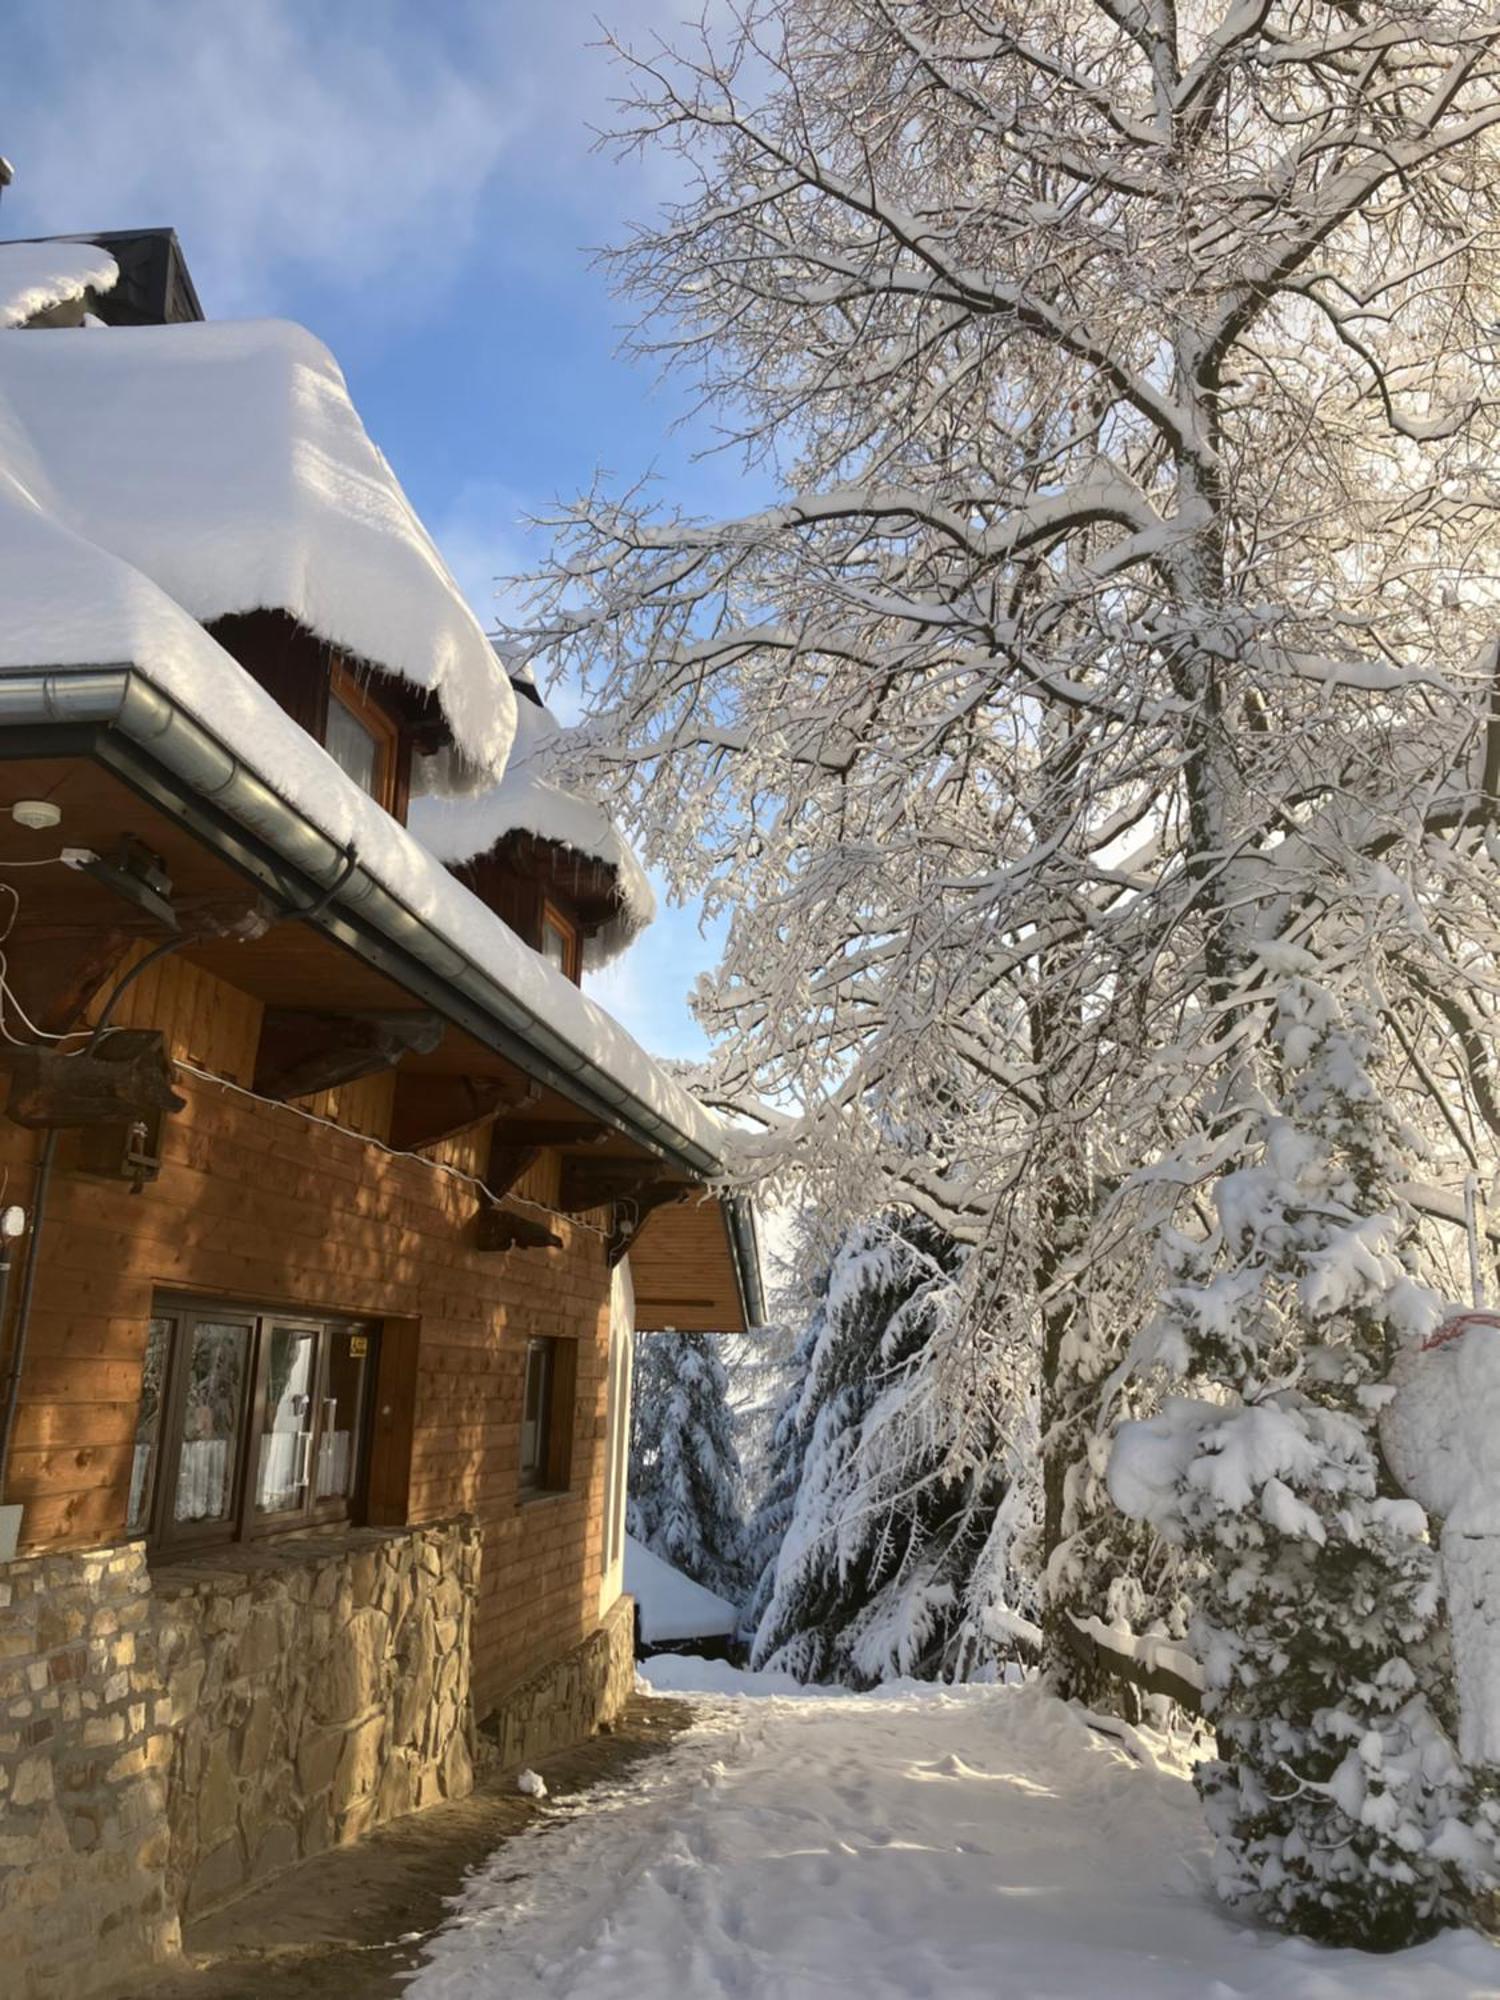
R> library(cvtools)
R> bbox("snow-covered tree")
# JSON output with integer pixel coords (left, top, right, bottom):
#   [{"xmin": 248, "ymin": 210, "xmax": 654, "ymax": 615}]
[
  {"xmin": 739, "ymin": 1305, "xmax": 821, "ymax": 1644},
  {"xmin": 1111, "ymin": 972, "xmax": 1499, "ymax": 1946},
  {"xmin": 512, "ymin": 0, "xmax": 1500, "ymax": 1710},
  {"xmin": 628, "ymin": 1329, "xmax": 749, "ymax": 1600},
  {"xmin": 752, "ymin": 1212, "xmax": 1034, "ymax": 1686}
]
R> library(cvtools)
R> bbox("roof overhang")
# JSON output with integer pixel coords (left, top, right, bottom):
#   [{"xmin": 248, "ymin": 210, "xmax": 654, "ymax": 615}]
[{"xmin": 0, "ymin": 663, "xmax": 728, "ymax": 1184}]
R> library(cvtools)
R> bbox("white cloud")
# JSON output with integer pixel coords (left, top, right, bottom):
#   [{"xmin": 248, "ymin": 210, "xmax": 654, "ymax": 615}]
[
  {"xmin": 3, "ymin": 0, "xmax": 730, "ymax": 317},
  {"xmin": 4, "ymin": 2, "xmax": 521, "ymax": 312}
]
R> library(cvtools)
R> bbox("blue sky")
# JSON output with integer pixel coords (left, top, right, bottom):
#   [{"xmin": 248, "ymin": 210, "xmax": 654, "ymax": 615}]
[{"xmin": 3, "ymin": 0, "xmax": 743, "ymax": 1056}]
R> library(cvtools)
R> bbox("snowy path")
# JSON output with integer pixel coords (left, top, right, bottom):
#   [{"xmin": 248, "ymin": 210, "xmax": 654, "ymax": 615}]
[{"xmin": 408, "ymin": 1664, "xmax": 1498, "ymax": 2000}]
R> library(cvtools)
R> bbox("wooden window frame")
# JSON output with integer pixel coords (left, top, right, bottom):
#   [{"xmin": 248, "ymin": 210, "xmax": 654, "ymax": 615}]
[
  {"xmin": 135, "ymin": 1294, "xmax": 377, "ymax": 1554},
  {"xmin": 326, "ymin": 660, "xmax": 401, "ymax": 813},
  {"xmin": 539, "ymin": 900, "xmax": 582, "ymax": 984},
  {"xmin": 603, "ymin": 1320, "xmax": 631, "ymax": 1572},
  {"xmin": 518, "ymin": 1334, "xmax": 576, "ymax": 1499}
]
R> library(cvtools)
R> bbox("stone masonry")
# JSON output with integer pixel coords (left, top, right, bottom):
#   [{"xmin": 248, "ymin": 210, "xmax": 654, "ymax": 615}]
[
  {"xmin": 483, "ymin": 1588, "xmax": 635, "ymax": 1773},
  {"xmin": 0, "ymin": 1518, "xmax": 479, "ymax": 2000},
  {"xmin": 152, "ymin": 1519, "xmax": 480, "ymax": 1922},
  {"xmin": 0, "ymin": 1542, "xmax": 177, "ymax": 2000}
]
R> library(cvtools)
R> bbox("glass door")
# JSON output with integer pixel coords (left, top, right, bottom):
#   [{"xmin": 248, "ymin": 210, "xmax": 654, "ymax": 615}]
[
  {"xmin": 253, "ymin": 1322, "xmax": 321, "ymax": 1520},
  {"xmin": 168, "ymin": 1315, "xmax": 255, "ymax": 1537},
  {"xmin": 315, "ymin": 1325, "xmax": 370, "ymax": 1503}
]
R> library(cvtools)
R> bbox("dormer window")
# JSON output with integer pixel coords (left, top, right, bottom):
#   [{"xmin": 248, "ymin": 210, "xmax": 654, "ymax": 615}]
[
  {"xmin": 326, "ymin": 661, "xmax": 398, "ymax": 810},
  {"xmin": 540, "ymin": 901, "xmax": 581, "ymax": 982}
]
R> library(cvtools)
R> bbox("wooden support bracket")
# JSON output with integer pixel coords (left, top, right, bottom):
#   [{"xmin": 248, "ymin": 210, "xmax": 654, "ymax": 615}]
[
  {"xmin": 486, "ymin": 1144, "xmax": 542, "ymax": 1199},
  {"xmin": 475, "ymin": 1203, "xmax": 563, "ymax": 1253},
  {"xmin": 605, "ymin": 1179, "xmax": 691, "ymax": 1268},
  {"xmin": 254, "ymin": 1008, "xmax": 444, "ymax": 1101},
  {"xmin": 388, "ymin": 1075, "xmax": 532, "ymax": 1153},
  {"xmin": 557, "ymin": 1157, "xmax": 680, "ymax": 1215},
  {"xmin": 4, "ymin": 925, "xmax": 142, "ymax": 1038}
]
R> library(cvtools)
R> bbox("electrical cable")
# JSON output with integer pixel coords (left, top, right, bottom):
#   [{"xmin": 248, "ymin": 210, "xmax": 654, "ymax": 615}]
[
  {"xmin": 0, "ymin": 858, "xmax": 624, "ymax": 1508},
  {"xmin": 171, "ymin": 1057, "xmax": 611, "ymax": 1240}
]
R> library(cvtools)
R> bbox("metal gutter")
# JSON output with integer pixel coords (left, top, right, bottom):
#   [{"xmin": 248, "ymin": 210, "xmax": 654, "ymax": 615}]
[
  {"xmin": 725, "ymin": 1195, "xmax": 767, "ymax": 1329},
  {"xmin": 0, "ymin": 665, "xmax": 733, "ymax": 1189}
]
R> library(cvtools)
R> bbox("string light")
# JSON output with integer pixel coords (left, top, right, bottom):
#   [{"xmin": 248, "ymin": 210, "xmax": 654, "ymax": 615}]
[
  {"xmin": 171, "ymin": 1057, "xmax": 612, "ymax": 1241},
  {"xmin": 0, "ymin": 864, "xmax": 619, "ymax": 1240}
]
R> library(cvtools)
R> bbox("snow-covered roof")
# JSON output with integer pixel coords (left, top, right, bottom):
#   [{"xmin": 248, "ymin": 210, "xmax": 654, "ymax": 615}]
[
  {"xmin": 0, "ymin": 316, "xmax": 515, "ymax": 772},
  {"xmin": 0, "ymin": 239, "xmax": 119, "ymax": 328},
  {"xmin": 625, "ymin": 1536, "xmax": 738, "ymax": 1645},
  {"xmin": 0, "ymin": 444, "xmax": 728, "ymax": 1165},
  {"xmin": 411, "ymin": 677, "xmax": 655, "ymax": 969}
]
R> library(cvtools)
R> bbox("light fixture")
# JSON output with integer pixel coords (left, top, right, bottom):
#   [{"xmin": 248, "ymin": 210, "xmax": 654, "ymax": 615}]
[
  {"xmin": 0, "ymin": 1207, "xmax": 25, "ymax": 1240},
  {"xmin": 12, "ymin": 800, "xmax": 60, "ymax": 831},
  {"xmin": 82, "ymin": 835, "xmax": 177, "ymax": 931}
]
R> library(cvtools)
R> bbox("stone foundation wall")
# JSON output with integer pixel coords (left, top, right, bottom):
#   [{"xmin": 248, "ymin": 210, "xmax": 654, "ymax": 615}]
[
  {"xmin": 153, "ymin": 1519, "xmax": 479, "ymax": 1921},
  {"xmin": 0, "ymin": 1543, "xmax": 177, "ymax": 2000},
  {"xmin": 483, "ymin": 1589, "xmax": 635, "ymax": 1772},
  {"xmin": 0, "ymin": 1519, "xmax": 480, "ymax": 1999}
]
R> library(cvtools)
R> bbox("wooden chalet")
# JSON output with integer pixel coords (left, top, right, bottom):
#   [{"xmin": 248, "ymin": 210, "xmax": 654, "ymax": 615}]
[{"xmin": 0, "ymin": 229, "xmax": 761, "ymax": 2000}]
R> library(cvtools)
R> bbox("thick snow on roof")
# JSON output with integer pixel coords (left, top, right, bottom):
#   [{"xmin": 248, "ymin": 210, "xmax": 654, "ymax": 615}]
[
  {"xmin": 0, "ymin": 239, "xmax": 119, "ymax": 328},
  {"xmin": 0, "ymin": 317, "xmax": 514, "ymax": 772},
  {"xmin": 411, "ymin": 682, "xmax": 655, "ymax": 969},
  {"xmin": 625, "ymin": 1536, "xmax": 738, "ymax": 1645},
  {"xmin": 0, "ymin": 461, "xmax": 727, "ymax": 1162}
]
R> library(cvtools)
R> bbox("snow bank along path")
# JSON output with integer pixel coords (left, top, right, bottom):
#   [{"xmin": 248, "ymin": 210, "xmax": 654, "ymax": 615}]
[{"xmin": 408, "ymin": 1670, "xmax": 1495, "ymax": 1999}]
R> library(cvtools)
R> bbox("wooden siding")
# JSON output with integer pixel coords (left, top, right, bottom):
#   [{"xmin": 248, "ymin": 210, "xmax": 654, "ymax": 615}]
[
  {"xmin": 629, "ymin": 1195, "xmax": 750, "ymax": 1333},
  {"xmin": 290, "ymin": 1068, "xmax": 397, "ymax": 1143},
  {"xmin": 88, "ymin": 943, "xmax": 263, "ymax": 1086},
  {"xmin": 0, "ymin": 1072, "xmax": 614, "ymax": 1717}
]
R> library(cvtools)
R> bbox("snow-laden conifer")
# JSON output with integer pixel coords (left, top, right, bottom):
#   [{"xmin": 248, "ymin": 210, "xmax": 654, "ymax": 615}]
[
  {"xmin": 739, "ymin": 1302, "xmax": 822, "ymax": 1644},
  {"xmin": 1111, "ymin": 974, "xmax": 1499, "ymax": 1946},
  {"xmin": 752, "ymin": 1212, "xmax": 1033, "ymax": 1687},
  {"xmin": 628, "ymin": 1329, "xmax": 749, "ymax": 1601}
]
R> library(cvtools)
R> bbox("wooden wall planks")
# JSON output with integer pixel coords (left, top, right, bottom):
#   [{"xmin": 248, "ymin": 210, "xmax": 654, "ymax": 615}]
[{"xmin": 0, "ymin": 1068, "xmax": 613, "ymax": 1717}]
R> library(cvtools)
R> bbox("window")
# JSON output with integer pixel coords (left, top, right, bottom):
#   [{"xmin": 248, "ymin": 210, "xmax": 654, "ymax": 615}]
[
  {"xmin": 519, "ymin": 1336, "xmax": 574, "ymax": 1496},
  {"xmin": 325, "ymin": 662, "xmax": 398, "ymax": 809},
  {"xmin": 539, "ymin": 903, "xmax": 581, "ymax": 983},
  {"xmin": 128, "ymin": 1297, "xmax": 375, "ymax": 1549},
  {"xmin": 603, "ymin": 1319, "xmax": 632, "ymax": 1575}
]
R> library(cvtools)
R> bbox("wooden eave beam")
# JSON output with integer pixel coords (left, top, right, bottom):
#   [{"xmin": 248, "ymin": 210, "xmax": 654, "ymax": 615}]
[
  {"xmin": 1, "ymin": 1028, "xmax": 185, "ymax": 1129},
  {"xmin": 475, "ymin": 1202, "xmax": 562, "ymax": 1253},
  {"xmin": 388, "ymin": 1075, "xmax": 531, "ymax": 1153},
  {"xmin": 254, "ymin": 1008, "xmax": 444, "ymax": 1101},
  {"xmin": 557, "ymin": 1158, "xmax": 690, "ymax": 1214},
  {"xmin": 491, "ymin": 1119, "xmax": 611, "ymax": 1151},
  {"xmin": 3, "ymin": 896, "xmax": 271, "ymax": 1041}
]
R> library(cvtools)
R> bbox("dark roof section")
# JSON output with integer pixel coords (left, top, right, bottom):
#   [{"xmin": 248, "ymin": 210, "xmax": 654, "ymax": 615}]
[{"xmin": 0, "ymin": 228, "xmax": 204, "ymax": 326}]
